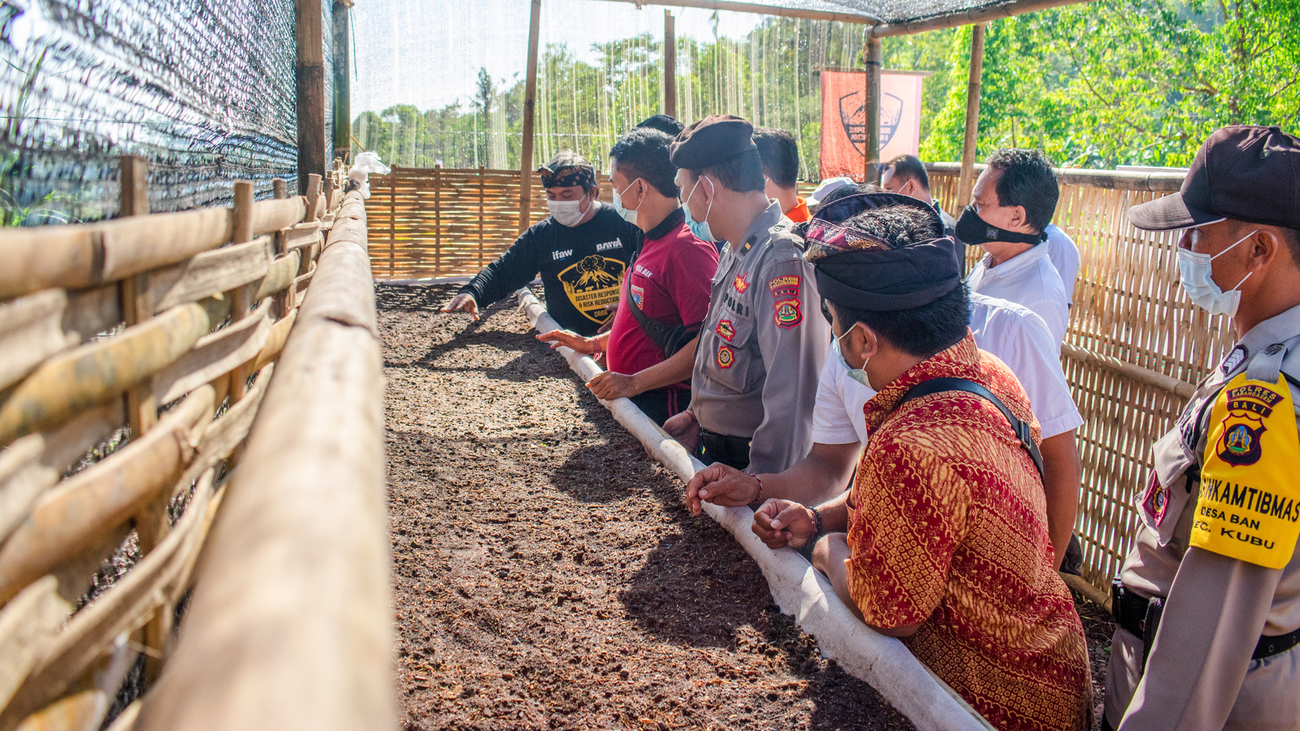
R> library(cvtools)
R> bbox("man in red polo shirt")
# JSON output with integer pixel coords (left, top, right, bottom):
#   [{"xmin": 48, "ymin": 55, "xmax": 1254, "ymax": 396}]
[{"xmin": 539, "ymin": 128, "xmax": 719, "ymax": 424}]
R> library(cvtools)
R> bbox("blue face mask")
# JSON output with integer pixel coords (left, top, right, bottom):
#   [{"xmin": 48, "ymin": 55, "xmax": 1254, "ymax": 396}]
[
  {"xmin": 683, "ymin": 176, "xmax": 716, "ymax": 242},
  {"xmin": 612, "ymin": 179, "xmax": 641, "ymax": 224},
  {"xmin": 834, "ymin": 328, "xmax": 871, "ymax": 388},
  {"xmin": 1176, "ymin": 229, "xmax": 1256, "ymax": 317}
]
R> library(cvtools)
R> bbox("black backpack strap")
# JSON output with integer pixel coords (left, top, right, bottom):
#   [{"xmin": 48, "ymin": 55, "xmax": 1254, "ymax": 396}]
[
  {"xmin": 623, "ymin": 249, "xmax": 700, "ymax": 357},
  {"xmin": 898, "ymin": 377, "xmax": 1045, "ymax": 481}
]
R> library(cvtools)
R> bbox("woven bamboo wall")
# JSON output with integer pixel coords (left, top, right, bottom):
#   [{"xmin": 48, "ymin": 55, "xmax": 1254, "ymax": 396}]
[
  {"xmin": 0, "ymin": 164, "xmax": 393, "ymax": 728},
  {"xmin": 932, "ymin": 167, "xmax": 1235, "ymax": 590},
  {"xmin": 366, "ymin": 167, "xmax": 615, "ymax": 281}
]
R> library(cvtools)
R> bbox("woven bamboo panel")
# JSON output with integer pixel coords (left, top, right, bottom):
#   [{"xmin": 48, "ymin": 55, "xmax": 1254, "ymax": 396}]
[
  {"xmin": 366, "ymin": 167, "xmax": 615, "ymax": 281},
  {"xmin": 929, "ymin": 169, "xmax": 1236, "ymax": 589}
]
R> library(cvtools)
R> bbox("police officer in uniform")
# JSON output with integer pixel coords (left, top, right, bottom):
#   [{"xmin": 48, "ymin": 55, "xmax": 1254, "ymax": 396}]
[
  {"xmin": 1105, "ymin": 125, "xmax": 1300, "ymax": 730},
  {"xmin": 662, "ymin": 115, "xmax": 829, "ymax": 474}
]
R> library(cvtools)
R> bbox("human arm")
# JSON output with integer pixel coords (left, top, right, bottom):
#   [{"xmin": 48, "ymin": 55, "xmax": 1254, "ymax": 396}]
[
  {"xmin": 537, "ymin": 329, "xmax": 608, "ymax": 356},
  {"xmin": 586, "ymin": 334, "xmax": 698, "ymax": 400},
  {"xmin": 663, "ymin": 408, "xmax": 700, "ymax": 452},
  {"xmin": 457, "ymin": 226, "xmax": 544, "ymax": 310},
  {"xmin": 750, "ymin": 490, "xmax": 852, "ymax": 549},
  {"xmin": 687, "ymin": 441, "xmax": 859, "ymax": 514},
  {"xmin": 440, "ymin": 292, "xmax": 480, "ymax": 319},
  {"xmin": 746, "ymin": 257, "xmax": 831, "ymax": 473},
  {"xmin": 1039, "ymin": 430, "xmax": 1081, "ymax": 570}
]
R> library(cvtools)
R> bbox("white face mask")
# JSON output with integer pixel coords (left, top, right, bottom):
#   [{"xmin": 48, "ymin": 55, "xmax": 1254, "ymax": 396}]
[
  {"xmin": 834, "ymin": 327, "xmax": 871, "ymax": 388},
  {"xmin": 548, "ymin": 195, "xmax": 591, "ymax": 227},
  {"xmin": 1176, "ymin": 229, "xmax": 1256, "ymax": 317},
  {"xmin": 612, "ymin": 179, "xmax": 641, "ymax": 224}
]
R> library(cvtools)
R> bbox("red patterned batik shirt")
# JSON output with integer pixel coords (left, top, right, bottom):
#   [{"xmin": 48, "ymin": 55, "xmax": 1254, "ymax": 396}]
[{"xmin": 846, "ymin": 333, "xmax": 1093, "ymax": 731}]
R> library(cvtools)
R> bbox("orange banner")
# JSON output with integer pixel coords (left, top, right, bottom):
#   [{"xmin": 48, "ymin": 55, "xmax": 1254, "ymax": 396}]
[{"xmin": 819, "ymin": 70, "xmax": 925, "ymax": 181}]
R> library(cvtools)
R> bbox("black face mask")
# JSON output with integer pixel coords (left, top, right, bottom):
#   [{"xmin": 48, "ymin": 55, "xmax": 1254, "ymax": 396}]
[{"xmin": 955, "ymin": 204, "xmax": 1045, "ymax": 247}]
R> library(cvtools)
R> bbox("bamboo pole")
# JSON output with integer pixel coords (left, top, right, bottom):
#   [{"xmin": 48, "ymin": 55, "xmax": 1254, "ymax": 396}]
[
  {"xmin": 0, "ymin": 386, "xmax": 215, "ymax": 605},
  {"xmin": 664, "ymin": 10, "xmax": 677, "ymax": 118},
  {"xmin": 863, "ymin": 35, "xmax": 883, "ymax": 184},
  {"xmin": 133, "ymin": 192, "xmax": 392, "ymax": 731},
  {"xmin": 332, "ymin": 0, "xmax": 353, "ymax": 163},
  {"xmin": 0, "ymin": 297, "xmax": 230, "ymax": 447},
  {"xmin": 514, "ymin": 288, "xmax": 992, "ymax": 730},
  {"xmin": 296, "ymin": 0, "xmax": 327, "ymax": 194},
  {"xmin": 518, "ymin": 0, "xmax": 542, "ymax": 235},
  {"xmin": 956, "ymin": 24, "xmax": 986, "ymax": 209}
]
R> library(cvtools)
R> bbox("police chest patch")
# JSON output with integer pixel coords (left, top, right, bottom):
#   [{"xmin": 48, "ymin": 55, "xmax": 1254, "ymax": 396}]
[
  {"xmin": 773, "ymin": 299, "xmax": 802, "ymax": 329},
  {"xmin": 1141, "ymin": 473, "xmax": 1169, "ymax": 525},
  {"xmin": 717, "ymin": 345, "xmax": 735, "ymax": 369},
  {"xmin": 1189, "ymin": 372, "xmax": 1300, "ymax": 569},
  {"xmin": 630, "ymin": 284, "xmax": 644, "ymax": 309},
  {"xmin": 716, "ymin": 319, "xmax": 735, "ymax": 342},
  {"xmin": 733, "ymin": 273, "xmax": 750, "ymax": 294}
]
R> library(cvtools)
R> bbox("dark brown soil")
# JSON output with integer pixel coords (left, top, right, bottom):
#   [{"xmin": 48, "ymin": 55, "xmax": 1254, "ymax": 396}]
[{"xmin": 379, "ymin": 283, "xmax": 1114, "ymax": 731}]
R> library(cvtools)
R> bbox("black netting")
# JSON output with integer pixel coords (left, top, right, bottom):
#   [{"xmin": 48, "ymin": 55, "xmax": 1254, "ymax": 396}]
[
  {"xmin": 671, "ymin": 0, "xmax": 1016, "ymax": 24},
  {"xmin": 0, "ymin": 0, "xmax": 334, "ymax": 226}
]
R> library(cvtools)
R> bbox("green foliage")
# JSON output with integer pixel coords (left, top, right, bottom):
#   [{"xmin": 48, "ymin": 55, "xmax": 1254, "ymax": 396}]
[{"xmin": 355, "ymin": 1, "xmax": 1299, "ymax": 175}]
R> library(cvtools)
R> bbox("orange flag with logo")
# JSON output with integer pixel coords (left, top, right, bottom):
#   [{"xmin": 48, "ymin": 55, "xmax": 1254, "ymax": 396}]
[{"xmin": 819, "ymin": 70, "xmax": 924, "ymax": 181}]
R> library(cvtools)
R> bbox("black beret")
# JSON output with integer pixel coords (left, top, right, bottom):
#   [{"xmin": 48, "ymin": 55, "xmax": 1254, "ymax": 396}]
[{"xmin": 669, "ymin": 115, "xmax": 758, "ymax": 170}]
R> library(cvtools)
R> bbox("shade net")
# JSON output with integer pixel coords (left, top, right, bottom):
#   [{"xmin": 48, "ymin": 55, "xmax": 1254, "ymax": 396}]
[
  {"xmin": 660, "ymin": 0, "xmax": 1010, "ymax": 25},
  {"xmin": 351, "ymin": 0, "xmax": 869, "ymax": 179},
  {"xmin": 0, "ymin": 0, "xmax": 336, "ymax": 226}
]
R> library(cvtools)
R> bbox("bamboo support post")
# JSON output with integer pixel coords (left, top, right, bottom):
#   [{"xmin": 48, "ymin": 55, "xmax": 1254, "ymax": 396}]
[
  {"xmin": 664, "ymin": 11, "xmax": 677, "ymax": 118},
  {"xmin": 956, "ymin": 24, "xmax": 986, "ymax": 208},
  {"xmin": 295, "ymin": 0, "xmax": 326, "ymax": 195},
  {"xmin": 133, "ymin": 191, "xmax": 392, "ymax": 731},
  {"xmin": 478, "ymin": 168, "xmax": 486, "ymax": 267},
  {"xmin": 514, "ymin": 288, "xmax": 992, "ymax": 731},
  {"xmin": 863, "ymin": 35, "xmax": 883, "ymax": 184},
  {"xmin": 518, "ymin": 0, "xmax": 542, "ymax": 235},
  {"xmin": 331, "ymin": 0, "xmax": 353, "ymax": 163},
  {"xmin": 118, "ymin": 155, "xmax": 157, "ymax": 440}
]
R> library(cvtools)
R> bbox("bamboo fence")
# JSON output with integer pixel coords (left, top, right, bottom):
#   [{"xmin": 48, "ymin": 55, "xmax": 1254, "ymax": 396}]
[
  {"xmin": 0, "ymin": 159, "xmax": 392, "ymax": 730},
  {"xmin": 930, "ymin": 163, "xmax": 1233, "ymax": 592},
  {"xmin": 365, "ymin": 167, "xmax": 614, "ymax": 280}
]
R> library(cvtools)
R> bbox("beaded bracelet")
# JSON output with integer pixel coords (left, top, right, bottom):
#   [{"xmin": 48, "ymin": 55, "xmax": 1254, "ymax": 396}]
[{"xmin": 810, "ymin": 507, "xmax": 824, "ymax": 537}]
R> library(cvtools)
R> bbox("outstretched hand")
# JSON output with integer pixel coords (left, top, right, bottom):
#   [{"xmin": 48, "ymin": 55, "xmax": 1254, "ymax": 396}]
[
  {"xmin": 686, "ymin": 464, "xmax": 761, "ymax": 516},
  {"xmin": 440, "ymin": 293, "xmax": 480, "ymax": 320},
  {"xmin": 751, "ymin": 499, "xmax": 816, "ymax": 550},
  {"xmin": 536, "ymin": 329, "xmax": 597, "ymax": 355}
]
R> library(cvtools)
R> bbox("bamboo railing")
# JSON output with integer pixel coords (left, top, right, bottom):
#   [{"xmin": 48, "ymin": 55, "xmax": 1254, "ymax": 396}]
[
  {"xmin": 0, "ymin": 159, "xmax": 392, "ymax": 730},
  {"xmin": 929, "ymin": 163, "xmax": 1230, "ymax": 593}
]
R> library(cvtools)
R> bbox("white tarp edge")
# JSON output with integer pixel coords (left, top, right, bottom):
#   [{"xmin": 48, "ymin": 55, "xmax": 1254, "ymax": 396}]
[{"xmin": 515, "ymin": 288, "xmax": 994, "ymax": 731}]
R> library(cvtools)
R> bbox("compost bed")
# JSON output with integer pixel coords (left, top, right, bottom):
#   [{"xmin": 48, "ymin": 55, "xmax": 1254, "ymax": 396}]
[{"xmin": 380, "ymin": 283, "xmax": 1114, "ymax": 731}]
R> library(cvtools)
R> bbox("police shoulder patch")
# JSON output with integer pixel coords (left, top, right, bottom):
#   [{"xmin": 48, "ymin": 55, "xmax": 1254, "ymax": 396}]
[
  {"xmin": 773, "ymin": 299, "xmax": 802, "ymax": 329},
  {"xmin": 767, "ymin": 274, "xmax": 801, "ymax": 300},
  {"xmin": 1188, "ymin": 372, "xmax": 1300, "ymax": 569}
]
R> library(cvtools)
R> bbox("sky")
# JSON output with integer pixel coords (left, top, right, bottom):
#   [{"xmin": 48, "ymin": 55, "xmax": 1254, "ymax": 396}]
[{"xmin": 351, "ymin": 0, "xmax": 767, "ymax": 114}]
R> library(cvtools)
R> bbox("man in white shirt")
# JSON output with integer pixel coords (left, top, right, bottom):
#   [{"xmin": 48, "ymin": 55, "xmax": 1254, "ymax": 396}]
[
  {"xmin": 687, "ymin": 192, "xmax": 1084, "ymax": 569},
  {"xmin": 957, "ymin": 149, "xmax": 1071, "ymax": 348},
  {"xmin": 1044, "ymin": 223, "xmax": 1080, "ymax": 307}
]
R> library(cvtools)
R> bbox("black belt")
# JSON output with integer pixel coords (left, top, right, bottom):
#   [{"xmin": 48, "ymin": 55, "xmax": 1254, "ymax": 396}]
[
  {"xmin": 1112, "ymin": 579, "xmax": 1300, "ymax": 662},
  {"xmin": 698, "ymin": 427, "xmax": 751, "ymax": 471}
]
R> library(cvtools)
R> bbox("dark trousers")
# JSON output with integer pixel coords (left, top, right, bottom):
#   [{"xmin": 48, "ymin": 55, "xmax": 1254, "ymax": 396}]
[
  {"xmin": 698, "ymin": 427, "xmax": 751, "ymax": 470},
  {"xmin": 630, "ymin": 387, "xmax": 690, "ymax": 426}
]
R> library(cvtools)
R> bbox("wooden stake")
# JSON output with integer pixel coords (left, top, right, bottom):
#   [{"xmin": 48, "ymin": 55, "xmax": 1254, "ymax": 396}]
[
  {"xmin": 956, "ymin": 24, "xmax": 986, "ymax": 208},
  {"xmin": 518, "ymin": 0, "xmax": 542, "ymax": 234},
  {"xmin": 295, "ymin": 0, "xmax": 327, "ymax": 195},
  {"xmin": 119, "ymin": 156, "xmax": 158, "ymax": 442},
  {"xmin": 228, "ymin": 181, "xmax": 256, "ymax": 404},
  {"xmin": 863, "ymin": 35, "xmax": 883, "ymax": 184},
  {"xmin": 664, "ymin": 11, "xmax": 677, "ymax": 118}
]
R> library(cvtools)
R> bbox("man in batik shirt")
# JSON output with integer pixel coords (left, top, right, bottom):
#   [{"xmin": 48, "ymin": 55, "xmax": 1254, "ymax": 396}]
[{"xmin": 752, "ymin": 202, "xmax": 1093, "ymax": 731}]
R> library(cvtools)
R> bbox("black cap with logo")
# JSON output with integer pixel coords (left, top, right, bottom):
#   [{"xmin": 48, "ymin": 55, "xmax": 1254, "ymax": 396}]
[{"xmin": 1128, "ymin": 125, "xmax": 1300, "ymax": 231}]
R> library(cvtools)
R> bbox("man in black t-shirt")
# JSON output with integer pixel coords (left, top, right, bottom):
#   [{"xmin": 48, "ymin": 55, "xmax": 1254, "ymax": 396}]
[{"xmin": 441, "ymin": 152, "xmax": 642, "ymax": 336}]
